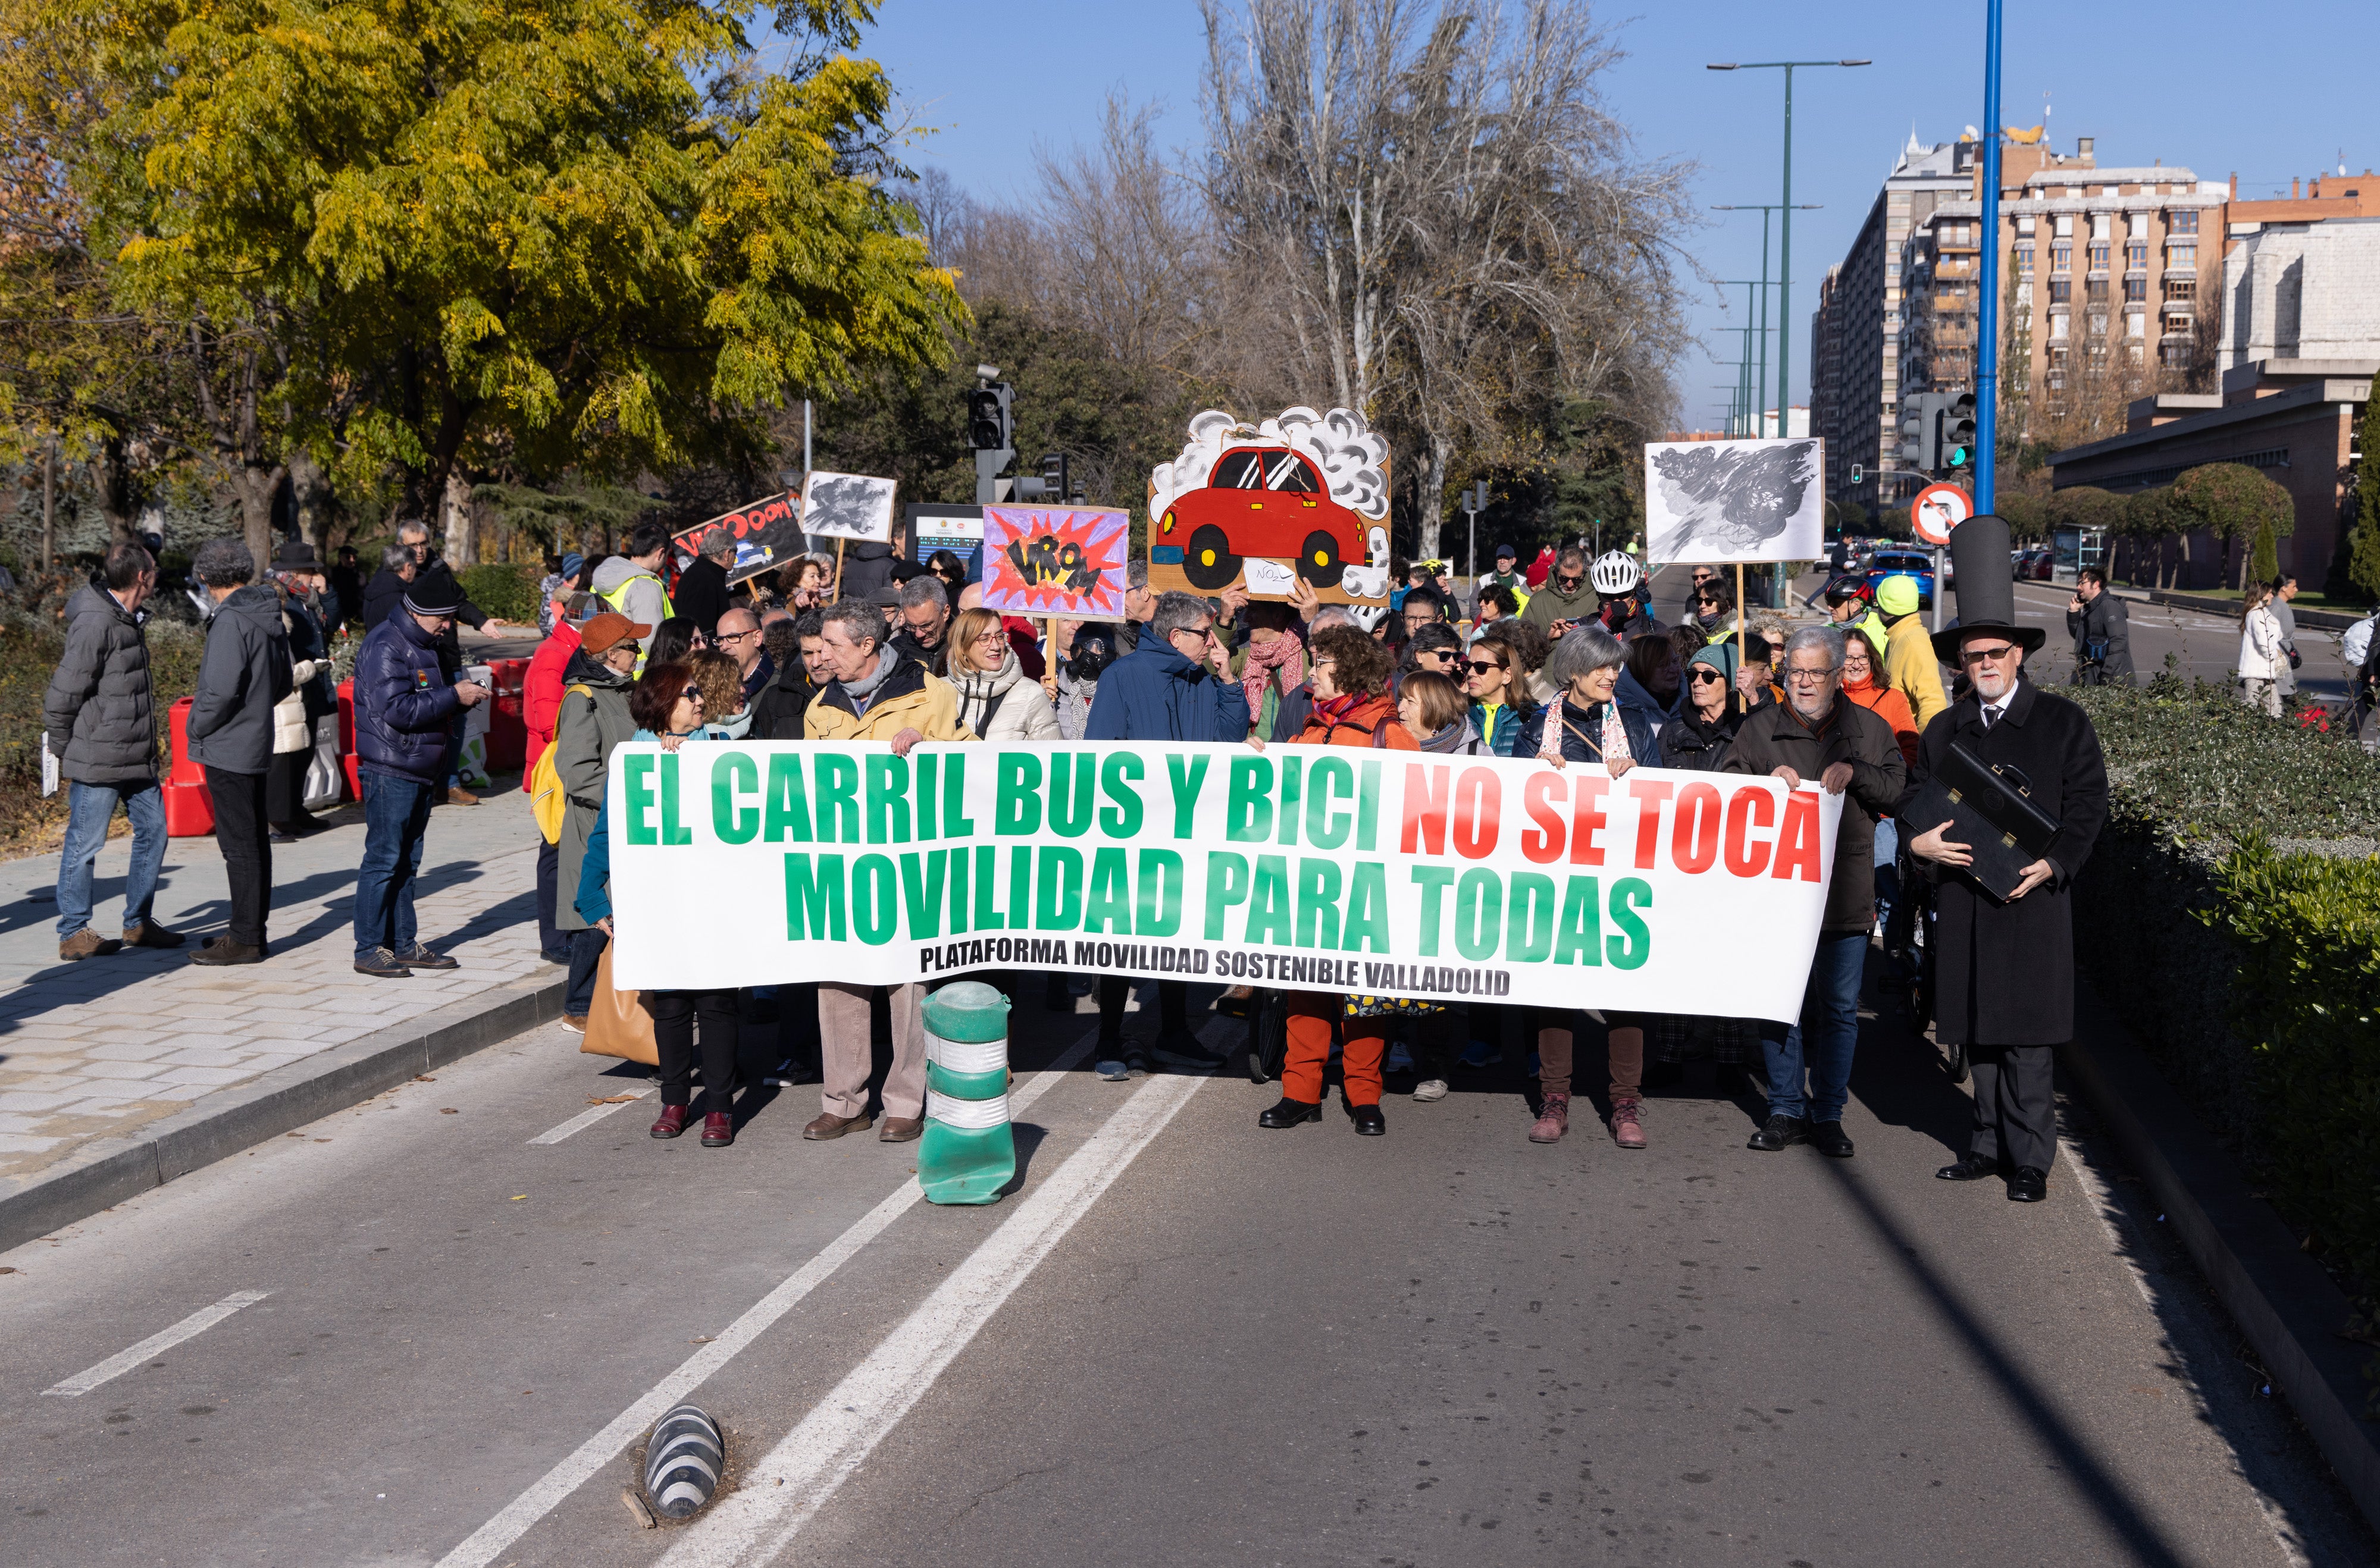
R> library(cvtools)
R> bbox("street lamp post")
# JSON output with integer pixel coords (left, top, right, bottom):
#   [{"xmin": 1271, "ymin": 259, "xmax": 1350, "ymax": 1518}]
[
  {"xmin": 1714, "ymin": 206, "xmax": 1820, "ymax": 435},
  {"xmin": 1975, "ymin": 1, "xmax": 2005, "ymax": 516},
  {"xmin": 1710, "ymin": 58, "xmax": 1867, "ymax": 604},
  {"xmin": 1718, "ymin": 280, "xmax": 1769, "ymax": 434}
]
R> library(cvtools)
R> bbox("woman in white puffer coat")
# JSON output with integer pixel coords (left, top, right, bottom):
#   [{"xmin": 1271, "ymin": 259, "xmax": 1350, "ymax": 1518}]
[{"xmin": 947, "ymin": 607, "xmax": 1061, "ymax": 741}]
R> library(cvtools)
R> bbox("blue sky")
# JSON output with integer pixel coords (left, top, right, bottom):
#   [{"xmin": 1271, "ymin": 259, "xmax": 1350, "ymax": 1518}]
[{"xmin": 856, "ymin": 0, "xmax": 2376, "ymax": 435}]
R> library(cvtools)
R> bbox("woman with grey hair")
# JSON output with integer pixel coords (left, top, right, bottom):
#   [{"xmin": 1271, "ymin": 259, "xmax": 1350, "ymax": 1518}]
[{"xmin": 1512, "ymin": 620, "xmax": 1667, "ymax": 1149}]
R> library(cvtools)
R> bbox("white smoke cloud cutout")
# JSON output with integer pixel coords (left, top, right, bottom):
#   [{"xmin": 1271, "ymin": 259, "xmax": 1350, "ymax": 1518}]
[{"xmin": 1150, "ymin": 404, "xmax": 1391, "ymax": 531}]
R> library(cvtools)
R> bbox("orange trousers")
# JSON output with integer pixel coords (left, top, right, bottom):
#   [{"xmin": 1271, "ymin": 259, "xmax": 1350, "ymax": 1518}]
[{"xmin": 1282, "ymin": 991, "xmax": 1387, "ymax": 1107}]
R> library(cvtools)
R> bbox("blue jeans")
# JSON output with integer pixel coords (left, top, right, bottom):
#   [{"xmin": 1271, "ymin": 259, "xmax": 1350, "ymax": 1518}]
[
  {"xmin": 1872, "ymin": 817, "xmax": 1900, "ymax": 937},
  {"xmin": 56, "ymin": 780, "xmax": 166, "ymax": 939},
  {"xmin": 1758, "ymin": 930, "xmax": 1868, "ymax": 1123},
  {"xmin": 353, "ymin": 771, "xmax": 436, "ymax": 958}
]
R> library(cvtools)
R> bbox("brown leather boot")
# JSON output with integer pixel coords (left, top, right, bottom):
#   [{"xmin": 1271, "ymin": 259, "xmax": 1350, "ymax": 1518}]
[
  {"xmin": 877, "ymin": 1117, "xmax": 923, "ymax": 1143},
  {"xmin": 1528, "ymin": 1092, "xmax": 1570, "ymax": 1144}
]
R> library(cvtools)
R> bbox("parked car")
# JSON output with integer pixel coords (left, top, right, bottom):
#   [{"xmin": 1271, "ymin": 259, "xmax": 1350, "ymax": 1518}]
[
  {"xmin": 2013, "ymin": 546, "xmax": 2054, "ymax": 581},
  {"xmin": 1864, "ymin": 551, "xmax": 1936, "ymax": 611},
  {"xmin": 1151, "ymin": 446, "xmax": 1372, "ymax": 591}
]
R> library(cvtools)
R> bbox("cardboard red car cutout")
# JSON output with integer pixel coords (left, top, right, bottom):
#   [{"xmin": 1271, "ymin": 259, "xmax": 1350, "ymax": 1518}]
[{"xmin": 1153, "ymin": 446, "xmax": 1371, "ymax": 591}]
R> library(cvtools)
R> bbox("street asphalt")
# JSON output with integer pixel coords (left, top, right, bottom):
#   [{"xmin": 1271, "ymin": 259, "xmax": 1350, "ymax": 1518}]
[{"xmin": 3, "ymin": 974, "xmax": 2373, "ymax": 1567}]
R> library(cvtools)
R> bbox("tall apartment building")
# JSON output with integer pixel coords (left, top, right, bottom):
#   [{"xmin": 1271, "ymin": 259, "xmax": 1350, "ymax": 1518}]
[
  {"xmin": 1808, "ymin": 134, "xmax": 1978, "ymax": 512},
  {"xmin": 1814, "ymin": 134, "xmax": 2229, "ymax": 506}
]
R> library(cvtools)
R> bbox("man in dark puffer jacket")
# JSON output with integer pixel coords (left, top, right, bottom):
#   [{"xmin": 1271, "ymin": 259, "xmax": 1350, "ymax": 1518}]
[
  {"xmin": 349, "ymin": 581, "xmax": 490, "ymax": 977},
  {"xmin": 43, "ymin": 540, "xmax": 184, "ymax": 960}
]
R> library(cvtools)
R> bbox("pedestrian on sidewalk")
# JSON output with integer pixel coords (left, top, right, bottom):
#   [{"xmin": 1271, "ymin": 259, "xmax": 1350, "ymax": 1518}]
[
  {"xmin": 553, "ymin": 612, "xmax": 645, "ymax": 1026},
  {"xmin": 591, "ymin": 520, "xmax": 675, "ymax": 656},
  {"xmin": 266, "ymin": 541, "xmax": 336, "ymax": 841},
  {"xmin": 349, "ymin": 580, "xmax": 490, "ymax": 977},
  {"xmin": 358, "ymin": 544, "xmax": 416, "ymax": 632},
  {"xmin": 522, "ymin": 607, "xmax": 584, "ymax": 964},
  {"xmin": 44, "ymin": 539, "xmax": 184, "ymax": 961},
  {"xmin": 2271, "ymin": 575, "xmax": 2301, "ymax": 702},
  {"xmin": 2063, "ymin": 567, "xmax": 2132, "ymax": 686},
  {"xmin": 1724, "ymin": 625, "xmax": 1906, "ymax": 1159},
  {"xmin": 801, "ymin": 597, "xmax": 973, "ymax": 1143},
  {"xmin": 2236, "ymin": 582, "xmax": 2284, "ymax": 717},
  {"xmin": 185, "ymin": 538, "xmax": 293, "ymax": 967},
  {"xmin": 1914, "ymin": 515, "xmax": 2109, "ymax": 1203},
  {"xmin": 1259, "ymin": 624, "xmax": 1421, "ymax": 1138}
]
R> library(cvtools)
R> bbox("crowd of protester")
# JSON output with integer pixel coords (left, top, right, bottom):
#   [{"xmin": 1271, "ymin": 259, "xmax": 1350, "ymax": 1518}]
[{"xmin": 40, "ymin": 519, "xmax": 1980, "ymax": 1167}]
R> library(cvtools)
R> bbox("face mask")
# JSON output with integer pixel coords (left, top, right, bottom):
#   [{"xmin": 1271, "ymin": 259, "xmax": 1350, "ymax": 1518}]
[{"xmin": 1070, "ymin": 642, "xmax": 1113, "ymax": 682}]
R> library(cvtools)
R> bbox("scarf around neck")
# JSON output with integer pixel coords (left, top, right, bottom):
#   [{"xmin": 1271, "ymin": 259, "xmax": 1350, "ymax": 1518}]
[
  {"xmin": 840, "ymin": 644, "xmax": 899, "ymax": 713},
  {"xmin": 1239, "ymin": 634, "xmax": 1306, "ymax": 720}
]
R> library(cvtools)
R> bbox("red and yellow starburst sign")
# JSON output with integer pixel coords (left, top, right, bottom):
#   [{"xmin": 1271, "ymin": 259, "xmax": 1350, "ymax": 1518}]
[{"xmin": 981, "ymin": 507, "xmax": 1130, "ymax": 620}]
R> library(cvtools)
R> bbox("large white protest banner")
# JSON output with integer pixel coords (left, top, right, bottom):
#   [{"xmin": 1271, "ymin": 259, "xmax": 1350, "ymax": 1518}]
[{"xmin": 606, "ymin": 742, "xmax": 1842, "ymax": 1023}]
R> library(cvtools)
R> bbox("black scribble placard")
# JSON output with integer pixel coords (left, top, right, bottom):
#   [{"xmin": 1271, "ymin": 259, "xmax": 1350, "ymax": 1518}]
[{"xmin": 1643, "ymin": 439, "xmax": 1824, "ymax": 564}]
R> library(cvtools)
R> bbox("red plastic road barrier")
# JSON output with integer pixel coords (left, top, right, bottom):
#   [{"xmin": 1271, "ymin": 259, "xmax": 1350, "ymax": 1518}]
[{"xmin": 164, "ymin": 697, "xmax": 215, "ymax": 835}]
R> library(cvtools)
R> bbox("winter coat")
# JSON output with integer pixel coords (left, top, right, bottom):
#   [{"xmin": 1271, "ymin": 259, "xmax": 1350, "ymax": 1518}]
[
  {"xmin": 186, "ymin": 584, "xmax": 293, "ymax": 776},
  {"xmin": 836, "ymin": 540, "xmax": 899, "ymax": 605},
  {"xmin": 2237, "ymin": 605, "xmax": 2282, "ymax": 680},
  {"xmin": 1656, "ymin": 698, "xmax": 1745, "ymax": 772},
  {"xmin": 950, "ymin": 650, "xmax": 1061, "ymax": 741},
  {"xmin": 1267, "ymin": 681, "xmax": 1314, "ymax": 747},
  {"xmin": 1468, "ymin": 695, "xmax": 1540, "ymax": 758},
  {"xmin": 1083, "ymin": 641, "xmax": 1252, "ymax": 743},
  {"xmin": 672, "ymin": 554, "xmax": 733, "ymax": 636},
  {"xmin": 42, "ymin": 585, "xmax": 158, "ymax": 786},
  {"xmin": 590, "ymin": 556, "xmax": 670, "ymax": 650},
  {"xmin": 1518, "ymin": 575, "xmax": 1598, "ymax": 639},
  {"xmin": 1054, "ymin": 667, "xmax": 1099, "ymax": 741},
  {"xmin": 552, "ymin": 651, "xmax": 637, "ymax": 933},
  {"xmin": 1515, "ymin": 667, "xmax": 1666, "ymax": 766},
  {"xmin": 1914, "ymin": 678, "xmax": 2109, "ymax": 1046},
  {"xmin": 358, "ymin": 569, "xmax": 411, "ymax": 638},
  {"xmin": 271, "ymin": 656, "xmax": 327, "ymax": 755},
  {"xmin": 2065, "ymin": 591, "xmax": 2134, "ymax": 683},
  {"xmin": 352, "ymin": 606, "xmax": 460, "ymax": 787},
  {"xmin": 1721, "ymin": 695, "xmax": 1907, "ymax": 934},
  {"xmin": 804, "ymin": 657, "xmax": 974, "ymax": 744},
  {"xmin": 1883, "ymin": 612, "xmax": 1950, "ymax": 730},
  {"xmin": 750, "ymin": 656, "xmax": 818, "ymax": 742},
  {"xmin": 1297, "ymin": 691, "xmax": 1418, "ymax": 750},
  {"xmin": 890, "ymin": 626, "xmax": 950, "ymax": 679},
  {"xmin": 278, "ymin": 589, "xmax": 336, "ymax": 720},
  {"xmin": 1843, "ymin": 672, "xmax": 1921, "ymax": 770},
  {"xmin": 520, "ymin": 622, "xmax": 581, "ymax": 790}
]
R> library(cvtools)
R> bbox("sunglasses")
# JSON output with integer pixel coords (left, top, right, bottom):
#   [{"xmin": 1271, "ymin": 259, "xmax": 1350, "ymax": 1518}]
[
  {"xmin": 1687, "ymin": 667, "xmax": 1726, "ymax": 684},
  {"xmin": 1962, "ymin": 644, "xmax": 2019, "ymax": 663},
  {"xmin": 1466, "ymin": 660, "xmax": 1506, "ymax": 675}
]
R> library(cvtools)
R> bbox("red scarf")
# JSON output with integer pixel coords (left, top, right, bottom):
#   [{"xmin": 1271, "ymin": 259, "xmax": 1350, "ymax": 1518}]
[{"xmin": 1311, "ymin": 691, "xmax": 1366, "ymax": 730}]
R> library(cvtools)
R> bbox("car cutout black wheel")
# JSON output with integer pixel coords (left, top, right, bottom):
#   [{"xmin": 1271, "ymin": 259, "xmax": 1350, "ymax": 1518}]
[
  {"xmin": 1183, "ymin": 523, "xmax": 1241, "ymax": 589},
  {"xmin": 1296, "ymin": 529, "xmax": 1345, "ymax": 587}
]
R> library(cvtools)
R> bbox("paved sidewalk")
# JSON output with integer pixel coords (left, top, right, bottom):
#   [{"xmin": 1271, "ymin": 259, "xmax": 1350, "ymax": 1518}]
[{"xmin": 0, "ymin": 787, "xmax": 550, "ymax": 1188}]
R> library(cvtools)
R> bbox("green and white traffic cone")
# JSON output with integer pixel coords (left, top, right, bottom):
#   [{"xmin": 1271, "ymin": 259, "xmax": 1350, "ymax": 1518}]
[{"xmin": 919, "ymin": 981, "xmax": 1014, "ymax": 1206}]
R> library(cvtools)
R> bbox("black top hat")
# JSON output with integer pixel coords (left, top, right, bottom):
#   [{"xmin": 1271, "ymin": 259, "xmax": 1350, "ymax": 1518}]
[
  {"xmin": 1931, "ymin": 512, "xmax": 2045, "ymax": 665},
  {"xmin": 271, "ymin": 538, "xmax": 321, "ymax": 569}
]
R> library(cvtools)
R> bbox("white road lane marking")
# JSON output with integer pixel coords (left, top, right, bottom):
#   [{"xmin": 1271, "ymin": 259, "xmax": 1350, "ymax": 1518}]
[
  {"xmin": 41, "ymin": 1290, "xmax": 272, "ymax": 1398},
  {"xmin": 658, "ymin": 1069, "xmax": 1203, "ymax": 1567},
  {"xmin": 527, "ymin": 1087, "xmax": 654, "ymax": 1145},
  {"xmin": 436, "ymin": 1029, "xmax": 1110, "ymax": 1568}
]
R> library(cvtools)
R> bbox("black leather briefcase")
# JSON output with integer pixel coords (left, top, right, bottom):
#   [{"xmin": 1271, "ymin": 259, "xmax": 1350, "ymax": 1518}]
[{"xmin": 1903, "ymin": 741, "xmax": 2062, "ymax": 902}]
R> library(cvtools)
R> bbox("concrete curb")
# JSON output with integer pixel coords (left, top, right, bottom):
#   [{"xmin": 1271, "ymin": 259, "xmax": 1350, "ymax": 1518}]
[
  {"xmin": 0, "ymin": 970, "xmax": 565, "ymax": 1256},
  {"xmin": 2062, "ymin": 986, "xmax": 2380, "ymax": 1539}
]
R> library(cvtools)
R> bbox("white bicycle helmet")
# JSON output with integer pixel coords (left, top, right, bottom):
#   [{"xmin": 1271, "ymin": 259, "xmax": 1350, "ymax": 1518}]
[{"xmin": 1590, "ymin": 550, "xmax": 1641, "ymax": 596}]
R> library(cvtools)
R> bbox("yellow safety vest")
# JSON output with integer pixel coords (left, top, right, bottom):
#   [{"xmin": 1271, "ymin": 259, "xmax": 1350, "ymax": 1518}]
[{"xmin": 596, "ymin": 572, "xmax": 673, "ymax": 672}]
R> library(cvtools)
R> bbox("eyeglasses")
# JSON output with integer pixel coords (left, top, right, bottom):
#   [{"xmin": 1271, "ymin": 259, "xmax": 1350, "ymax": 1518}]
[
  {"xmin": 715, "ymin": 628, "xmax": 755, "ymax": 643},
  {"xmin": 1687, "ymin": 667, "xmax": 1726, "ymax": 685},
  {"xmin": 1784, "ymin": 667, "xmax": 1833, "ymax": 684},
  {"xmin": 973, "ymin": 628, "xmax": 1006, "ymax": 644},
  {"xmin": 1961, "ymin": 643, "xmax": 2020, "ymax": 664},
  {"xmin": 1465, "ymin": 660, "xmax": 1506, "ymax": 675}
]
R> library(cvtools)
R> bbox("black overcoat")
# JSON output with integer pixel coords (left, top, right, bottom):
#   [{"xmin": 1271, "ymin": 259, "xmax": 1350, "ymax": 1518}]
[{"xmin": 1912, "ymin": 676, "xmax": 2109, "ymax": 1045}]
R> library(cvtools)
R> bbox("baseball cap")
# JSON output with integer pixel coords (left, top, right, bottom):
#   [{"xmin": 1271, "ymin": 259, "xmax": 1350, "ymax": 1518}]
[{"xmin": 576, "ymin": 611, "xmax": 650, "ymax": 654}]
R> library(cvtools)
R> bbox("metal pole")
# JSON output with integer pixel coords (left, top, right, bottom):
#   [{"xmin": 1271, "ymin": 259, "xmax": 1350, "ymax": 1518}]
[
  {"xmin": 1778, "ymin": 66, "xmax": 1794, "ymax": 440},
  {"xmin": 803, "ymin": 399, "xmax": 813, "ymax": 479},
  {"xmin": 1757, "ymin": 208, "xmax": 1771, "ymax": 434},
  {"xmin": 1975, "ymin": 0, "xmax": 2004, "ymax": 516}
]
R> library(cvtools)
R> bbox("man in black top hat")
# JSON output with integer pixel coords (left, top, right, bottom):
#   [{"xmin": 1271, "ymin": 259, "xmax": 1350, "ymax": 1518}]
[{"xmin": 1906, "ymin": 513, "xmax": 2109, "ymax": 1203}]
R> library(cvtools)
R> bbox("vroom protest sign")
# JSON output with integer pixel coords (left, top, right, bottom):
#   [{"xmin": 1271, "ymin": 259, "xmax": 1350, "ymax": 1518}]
[{"xmin": 606, "ymin": 742, "xmax": 1843, "ymax": 1023}]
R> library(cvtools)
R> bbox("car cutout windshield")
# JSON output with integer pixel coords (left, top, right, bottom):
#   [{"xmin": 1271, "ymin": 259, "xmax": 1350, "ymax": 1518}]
[{"xmin": 1210, "ymin": 449, "xmax": 1320, "ymax": 494}]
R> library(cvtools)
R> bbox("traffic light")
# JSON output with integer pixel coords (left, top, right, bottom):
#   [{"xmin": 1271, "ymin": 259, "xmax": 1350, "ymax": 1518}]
[
  {"xmin": 967, "ymin": 384, "xmax": 1013, "ymax": 453},
  {"xmin": 1943, "ymin": 393, "xmax": 1978, "ymax": 472},
  {"xmin": 1897, "ymin": 391, "xmax": 1945, "ymax": 471},
  {"xmin": 1016, "ymin": 451, "xmax": 1071, "ymax": 503}
]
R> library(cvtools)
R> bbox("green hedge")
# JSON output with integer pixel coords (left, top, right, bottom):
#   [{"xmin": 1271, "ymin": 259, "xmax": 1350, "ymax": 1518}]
[
  {"xmin": 458, "ymin": 562, "xmax": 541, "ymax": 626},
  {"xmin": 2070, "ymin": 673, "xmax": 2380, "ymax": 1375}
]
